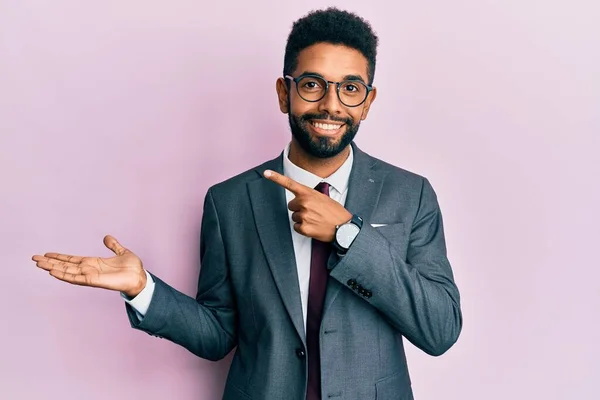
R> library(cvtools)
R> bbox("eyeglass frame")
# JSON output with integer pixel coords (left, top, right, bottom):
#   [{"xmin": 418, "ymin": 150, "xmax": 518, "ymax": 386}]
[{"xmin": 284, "ymin": 74, "xmax": 373, "ymax": 108}]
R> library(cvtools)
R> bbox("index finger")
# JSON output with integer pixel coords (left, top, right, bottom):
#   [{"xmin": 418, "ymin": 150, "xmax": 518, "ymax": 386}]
[
  {"xmin": 263, "ymin": 170, "xmax": 310, "ymax": 195},
  {"xmin": 38, "ymin": 253, "xmax": 84, "ymax": 264}
]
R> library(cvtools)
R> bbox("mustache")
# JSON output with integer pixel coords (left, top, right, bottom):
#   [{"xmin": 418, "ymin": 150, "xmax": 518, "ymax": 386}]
[{"xmin": 298, "ymin": 113, "xmax": 352, "ymax": 125}]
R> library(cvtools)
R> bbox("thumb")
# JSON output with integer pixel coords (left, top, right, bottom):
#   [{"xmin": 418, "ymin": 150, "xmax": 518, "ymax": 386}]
[{"xmin": 103, "ymin": 235, "xmax": 128, "ymax": 256}]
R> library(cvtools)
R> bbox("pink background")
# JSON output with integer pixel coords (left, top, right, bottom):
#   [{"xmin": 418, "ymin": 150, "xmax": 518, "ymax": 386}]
[{"xmin": 1, "ymin": 1, "xmax": 598, "ymax": 399}]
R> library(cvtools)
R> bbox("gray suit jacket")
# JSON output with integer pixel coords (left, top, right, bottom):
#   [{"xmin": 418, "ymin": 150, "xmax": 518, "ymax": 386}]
[{"xmin": 126, "ymin": 141, "xmax": 462, "ymax": 400}]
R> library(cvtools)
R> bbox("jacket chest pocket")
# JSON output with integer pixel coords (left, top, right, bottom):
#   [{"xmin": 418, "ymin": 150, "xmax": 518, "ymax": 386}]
[{"xmin": 373, "ymin": 223, "xmax": 409, "ymax": 257}]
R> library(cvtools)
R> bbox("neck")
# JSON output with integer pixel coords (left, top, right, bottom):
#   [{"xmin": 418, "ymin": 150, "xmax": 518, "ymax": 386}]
[{"xmin": 288, "ymin": 138, "xmax": 351, "ymax": 178}]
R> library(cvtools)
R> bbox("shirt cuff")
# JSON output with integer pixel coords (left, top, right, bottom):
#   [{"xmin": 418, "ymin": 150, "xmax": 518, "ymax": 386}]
[{"xmin": 120, "ymin": 269, "xmax": 155, "ymax": 318}]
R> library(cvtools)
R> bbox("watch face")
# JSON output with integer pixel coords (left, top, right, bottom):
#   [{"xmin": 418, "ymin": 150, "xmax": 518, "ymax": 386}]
[{"xmin": 336, "ymin": 223, "xmax": 361, "ymax": 248}]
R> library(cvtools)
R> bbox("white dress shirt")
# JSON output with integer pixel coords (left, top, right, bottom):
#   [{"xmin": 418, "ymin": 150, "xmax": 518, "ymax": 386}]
[{"xmin": 123, "ymin": 142, "xmax": 354, "ymax": 331}]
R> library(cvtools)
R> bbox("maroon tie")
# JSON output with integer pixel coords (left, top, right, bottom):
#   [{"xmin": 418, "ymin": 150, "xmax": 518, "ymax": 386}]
[{"xmin": 306, "ymin": 182, "xmax": 331, "ymax": 400}]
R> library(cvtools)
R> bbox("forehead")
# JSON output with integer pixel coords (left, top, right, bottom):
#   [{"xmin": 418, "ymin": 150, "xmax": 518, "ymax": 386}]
[{"xmin": 294, "ymin": 42, "xmax": 369, "ymax": 81}]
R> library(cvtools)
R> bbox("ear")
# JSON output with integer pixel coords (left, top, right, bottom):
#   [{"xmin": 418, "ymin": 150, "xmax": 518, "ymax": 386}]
[
  {"xmin": 360, "ymin": 86, "xmax": 377, "ymax": 120},
  {"xmin": 276, "ymin": 77, "xmax": 290, "ymax": 114}
]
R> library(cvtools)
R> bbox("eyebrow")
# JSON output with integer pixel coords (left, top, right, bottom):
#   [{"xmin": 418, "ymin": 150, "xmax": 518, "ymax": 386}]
[{"xmin": 300, "ymin": 71, "xmax": 367, "ymax": 84}]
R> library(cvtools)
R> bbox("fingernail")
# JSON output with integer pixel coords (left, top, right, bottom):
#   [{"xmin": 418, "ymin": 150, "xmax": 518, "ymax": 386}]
[{"xmin": 264, "ymin": 170, "xmax": 272, "ymax": 177}]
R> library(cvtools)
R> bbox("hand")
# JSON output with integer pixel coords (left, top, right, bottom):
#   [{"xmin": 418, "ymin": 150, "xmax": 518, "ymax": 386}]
[
  {"xmin": 32, "ymin": 235, "xmax": 147, "ymax": 298},
  {"xmin": 263, "ymin": 169, "xmax": 352, "ymax": 242}
]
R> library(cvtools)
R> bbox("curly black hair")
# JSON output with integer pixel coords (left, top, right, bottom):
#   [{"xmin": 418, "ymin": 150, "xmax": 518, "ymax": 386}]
[{"xmin": 283, "ymin": 7, "xmax": 379, "ymax": 85}]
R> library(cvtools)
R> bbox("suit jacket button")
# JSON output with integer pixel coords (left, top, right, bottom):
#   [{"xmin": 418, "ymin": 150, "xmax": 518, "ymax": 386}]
[
  {"xmin": 347, "ymin": 279, "xmax": 357, "ymax": 287},
  {"xmin": 296, "ymin": 349, "xmax": 305, "ymax": 358},
  {"xmin": 365, "ymin": 291, "xmax": 372, "ymax": 298}
]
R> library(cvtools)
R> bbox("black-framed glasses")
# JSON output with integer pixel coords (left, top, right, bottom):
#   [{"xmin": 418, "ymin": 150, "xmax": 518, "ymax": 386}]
[{"xmin": 284, "ymin": 74, "xmax": 373, "ymax": 107}]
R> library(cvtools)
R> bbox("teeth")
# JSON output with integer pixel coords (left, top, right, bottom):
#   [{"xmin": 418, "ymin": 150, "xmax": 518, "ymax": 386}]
[{"xmin": 312, "ymin": 121, "xmax": 342, "ymax": 131}]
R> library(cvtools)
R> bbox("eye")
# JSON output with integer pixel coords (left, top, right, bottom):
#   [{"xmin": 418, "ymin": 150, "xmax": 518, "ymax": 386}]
[
  {"xmin": 300, "ymin": 78, "xmax": 324, "ymax": 90},
  {"xmin": 341, "ymin": 81, "xmax": 365, "ymax": 94}
]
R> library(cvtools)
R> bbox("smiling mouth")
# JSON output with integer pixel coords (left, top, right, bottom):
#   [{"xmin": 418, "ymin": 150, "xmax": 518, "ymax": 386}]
[{"xmin": 310, "ymin": 120, "xmax": 345, "ymax": 135}]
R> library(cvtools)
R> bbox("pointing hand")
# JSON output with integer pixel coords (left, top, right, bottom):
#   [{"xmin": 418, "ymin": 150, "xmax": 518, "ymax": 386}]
[{"xmin": 263, "ymin": 169, "xmax": 352, "ymax": 242}]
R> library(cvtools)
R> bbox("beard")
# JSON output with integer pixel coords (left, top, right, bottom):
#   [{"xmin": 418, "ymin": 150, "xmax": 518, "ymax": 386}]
[{"xmin": 288, "ymin": 112, "xmax": 360, "ymax": 159}]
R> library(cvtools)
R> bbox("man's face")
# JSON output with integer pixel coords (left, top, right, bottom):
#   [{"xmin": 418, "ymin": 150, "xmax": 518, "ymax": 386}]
[{"xmin": 276, "ymin": 42, "xmax": 377, "ymax": 158}]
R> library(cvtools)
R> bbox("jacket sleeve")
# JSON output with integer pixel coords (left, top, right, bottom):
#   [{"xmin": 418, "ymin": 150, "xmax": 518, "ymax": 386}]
[
  {"xmin": 328, "ymin": 178, "xmax": 462, "ymax": 356},
  {"xmin": 124, "ymin": 188, "xmax": 237, "ymax": 361}
]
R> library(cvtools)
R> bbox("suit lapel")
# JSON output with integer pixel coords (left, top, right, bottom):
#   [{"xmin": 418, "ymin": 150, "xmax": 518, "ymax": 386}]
[
  {"xmin": 247, "ymin": 153, "xmax": 306, "ymax": 345},
  {"xmin": 323, "ymin": 142, "xmax": 389, "ymax": 318},
  {"xmin": 246, "ymin": 142, "xmax": 388, "ymax": 343}
]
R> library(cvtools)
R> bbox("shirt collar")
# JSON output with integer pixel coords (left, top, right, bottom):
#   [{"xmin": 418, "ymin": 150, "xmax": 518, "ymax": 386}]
[{"xmin": 282, "ymin": 141, "xmax": 353, "ymax": 195}]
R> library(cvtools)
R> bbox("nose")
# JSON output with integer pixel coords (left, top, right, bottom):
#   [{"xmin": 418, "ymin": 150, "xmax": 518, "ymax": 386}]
[{"xmin": 317, "ymin": 83, "xmax": 343, "ymax": 115}]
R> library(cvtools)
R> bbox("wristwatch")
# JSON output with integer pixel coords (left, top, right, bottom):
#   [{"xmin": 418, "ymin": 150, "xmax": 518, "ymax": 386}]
[{"xmin": 333, "ymin": 214, "xmax": 363, "ymax": 254}]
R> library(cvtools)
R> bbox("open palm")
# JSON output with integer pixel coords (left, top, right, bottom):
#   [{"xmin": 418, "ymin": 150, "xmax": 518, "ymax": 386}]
[{"xmin": 32, "ymin": 235, "xmax": 146, "ymax": 297}]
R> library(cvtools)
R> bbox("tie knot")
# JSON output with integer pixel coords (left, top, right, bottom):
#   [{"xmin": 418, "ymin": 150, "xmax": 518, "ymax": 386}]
[{"xmin": 314, "ymin": 182, "xmax": 330, "ymax": 196}]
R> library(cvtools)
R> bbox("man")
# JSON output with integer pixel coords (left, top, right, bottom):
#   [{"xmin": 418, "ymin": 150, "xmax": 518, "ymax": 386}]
[{"xmin": 32, "ymin": 7, "xmax": 462, "ymax": 400}]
